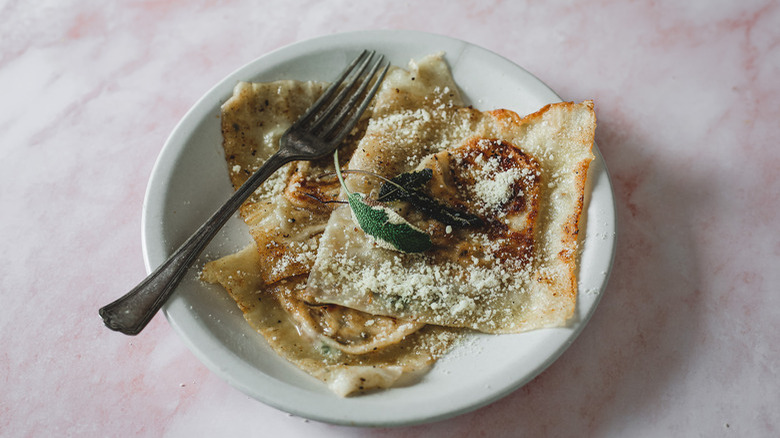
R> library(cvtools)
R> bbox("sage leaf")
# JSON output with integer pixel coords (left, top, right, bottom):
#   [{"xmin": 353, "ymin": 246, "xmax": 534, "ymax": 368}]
[
  {"xmin": 377, "ymin": 169, "xmax": 432, "ymax": 200},
  {"xmin": 378, "ymin": 170, "xmax": 483, "ymax": 228},
  {"xmin": 347, "ymin": 193, "xmax": 433, "ymax": 253},
  {"xmin": 334, "ymin": 150, "xmax": 432, "ymax": 253}
]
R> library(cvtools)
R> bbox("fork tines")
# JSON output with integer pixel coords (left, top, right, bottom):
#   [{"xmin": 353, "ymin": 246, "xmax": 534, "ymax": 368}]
[{"xmin": 298, "ymin": 50, "xmax": 389, "ymax": 145}]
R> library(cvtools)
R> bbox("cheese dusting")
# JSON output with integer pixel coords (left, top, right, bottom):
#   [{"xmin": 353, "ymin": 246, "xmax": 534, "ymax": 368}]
[{"xmin": 202, "ymin": 52, "xmax": 596, "ymax": 395}]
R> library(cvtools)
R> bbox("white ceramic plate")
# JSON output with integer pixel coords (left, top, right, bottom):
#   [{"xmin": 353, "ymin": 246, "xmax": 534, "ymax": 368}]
[{"xmin": 142, "ymin": 30, "xmax": 616, "ymax": 427}]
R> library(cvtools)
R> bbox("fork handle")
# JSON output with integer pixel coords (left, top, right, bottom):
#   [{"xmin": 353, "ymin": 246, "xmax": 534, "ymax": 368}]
[{"xmin": 99, "ymin": 151, "xmax": 292, "ymax": 335}]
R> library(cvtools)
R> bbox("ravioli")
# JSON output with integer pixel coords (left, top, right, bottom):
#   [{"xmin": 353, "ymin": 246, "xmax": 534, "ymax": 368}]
[
  {"xmin": 201, "ymin": 245, "xmax": 457, "ymax": 396},
  {"xmin": 203, "ymin": 52, "xmax": 596, "ymax": 396},
  {"xmin": 305, "ymin": 64, "xmax": 595, "ymax": 333},
  {"xmin": 220, "ymin": 80, "xmax": 341, "ymax": 283}
]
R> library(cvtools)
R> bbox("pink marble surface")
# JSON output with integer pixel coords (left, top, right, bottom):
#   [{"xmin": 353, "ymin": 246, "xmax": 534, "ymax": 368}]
[{"xmin": 1, "ymin": 0, "xmax": 778, "ymax": 436}]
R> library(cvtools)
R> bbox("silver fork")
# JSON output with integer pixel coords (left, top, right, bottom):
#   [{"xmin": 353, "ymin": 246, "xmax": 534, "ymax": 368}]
[{"xmin": 99, "ymin": 50, "xmax": 389, "ymax": 335}]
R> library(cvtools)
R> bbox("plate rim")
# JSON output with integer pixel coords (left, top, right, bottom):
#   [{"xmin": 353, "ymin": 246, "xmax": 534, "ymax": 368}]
[{"xmin": 141, "ymin": 29, "xmax": 617, "ymax": 427}]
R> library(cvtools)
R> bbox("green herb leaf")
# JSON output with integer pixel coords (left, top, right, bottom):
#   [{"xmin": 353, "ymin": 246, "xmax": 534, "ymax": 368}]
[
  {"xmin": 377, "ymin": 170, "xmax": 483, "ymax": 228},
  {"xmin": 334, "ymin": 150, "xmax": 432, "ymax": 253},
  {"xmin": 377, "ymin": 169, "xmax": 433, "ymax": 200},
  {"xmin": 347, "ymin": 193, "xmax": 432, "ymax": 253}
]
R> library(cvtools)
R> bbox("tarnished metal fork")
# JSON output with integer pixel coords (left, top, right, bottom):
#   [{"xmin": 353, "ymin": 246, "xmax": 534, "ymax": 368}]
[{"xmin": 100, "ymin": 50, "xmax": 389, "ymax": 335}]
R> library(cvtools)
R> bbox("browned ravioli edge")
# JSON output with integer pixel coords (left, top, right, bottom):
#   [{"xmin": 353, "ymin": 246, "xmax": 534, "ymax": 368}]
[{"xmin": 488, "ymin": 100, "xmax": 596, "ymax": 325}]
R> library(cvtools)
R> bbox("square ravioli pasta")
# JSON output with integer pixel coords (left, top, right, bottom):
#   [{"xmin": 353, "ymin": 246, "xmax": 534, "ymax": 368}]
[{"xmin": 306, "ymin": 74, "xmax": 595, "ymax": 333}]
